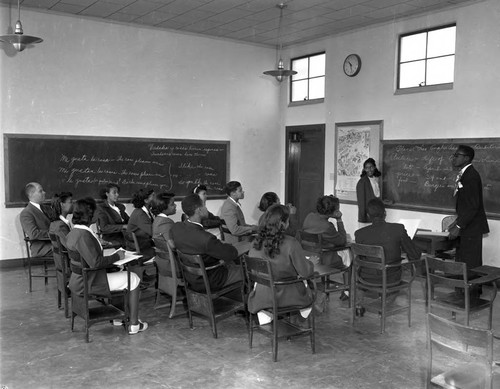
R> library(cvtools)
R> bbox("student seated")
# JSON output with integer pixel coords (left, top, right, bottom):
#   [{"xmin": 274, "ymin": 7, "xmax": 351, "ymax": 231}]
[
  {"xmin": 220, "ymin": 181, "xmax": 257, "ymax": 243},
  {"xmin": 151, "ymin": 192, "xmax": 176, "ymax": 242},
  {"xmin": 127, "ymin": 188, "xmax": 155, "ymax": 257},
  {"xmin": 302, "ymin": 195, "xmax": 350, "ymax": 268},
  {"xmin": 171, "ymin": 194, "xmax": 242, "ymax": 292},
  {"xmin": 95, "ymin": 183, "xmax": 129, "ymax": 247},
  {"xmin": 48, "ymin": 191, "xmax": 73, "ymax": 248},
  {"xmin": 257, "ymin": 191, "xmax": 298, "ymax": 237},
  {"xmin": 248, "ymin": 204, "xmax": 315, "ymax": 324},
  {"xmin": 66, "ymin": 197, "xmax": 147, "ymax": 335},
  {"xmin": 20, "ymin": 182, "xmax": 53, "ymax": 257},
  {"xmin": 190, "ymin": 184, "xmax": 223, "ymax": 229}
]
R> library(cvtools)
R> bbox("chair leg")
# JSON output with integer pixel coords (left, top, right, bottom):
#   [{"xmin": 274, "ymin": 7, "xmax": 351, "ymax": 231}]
[
  {"xmin": 352, "ymin": 284, "xmax": 357, "ymax": 325},
  {"xmin": 28, "ymin": 259, "xmax": 33, "ymax": 292},
  {"xmin": 57, "ymin": 289, "xmax": 62, "ymax": 310},
  {"xmin": 211, "ymin": 317, "xmax": 218, "ymax": 339},
  {"xmin": 380, "ymin": 291, "xmax": 386, "ymax": 334},
  {"xmin": 249, "ymin": 315, "xmax": 254, "ymax": 349},
  {"xmin": 310, "ymin": 312, "xmax": 315, "ymax": 355},
  {"xmin": 44, "ymin": 261, "xmax": 49, "ymax": 285},
  {"xmin": 168, "ymin": 287, "xmax": 178, "ymax": 319},
  {"xmin": 272, "ymin": 317, "xmax": 278, "ymax": 362},
  {"xmin": 408, "ymin": 286, "xmax": 412, "ymax": 328},
  {"xmin": 64, "ymin": 291, "xmax": 70, "ymax": 318}
]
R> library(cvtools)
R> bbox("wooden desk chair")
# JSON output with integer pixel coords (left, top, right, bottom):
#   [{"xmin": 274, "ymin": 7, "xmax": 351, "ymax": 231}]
[
  {"xmin": 296, "ymin": 230, "xmax": 351, "ymax": 306},
  {"xmin": 218, "ymin": 219, "xmax": 231, "ymax": 242},
  {"xmin": 242, "ymin": 255, "xmax": 315, "ymax": 362},
  {"xmin": 350, "ymin": 243, "xmax": 417, "ymax": 333},
  {"xmin": 176, "ymin": 249, "xmax": 245, "ymax": 338},
  {"xmin": 123, "ymin": 230, "xmax": 156, "ymax": 291},
  {"xmin": 22, "ymin": 229, "xmax": 56, "ymax": 292},
  {"xmin": 427, "ymin": 312, "xmax": 498, "ymax": 389},
  {"xmin": 67, "ymin": 249, "xmax": 129, "ymax": 343},
  {"xmin": 425, "ymin": 257, "xmax": 498, "ymax": 329},
  {"xmin": 441, "ymin": 215, "xmax": 457, "ymax": 233},
  {"xmin": 49, "ymin": 233, "xmax": 71, "ymax": 318},
  {"xmin": 152, "ymin": 237, "xmax": 186, "ymax": 318}
]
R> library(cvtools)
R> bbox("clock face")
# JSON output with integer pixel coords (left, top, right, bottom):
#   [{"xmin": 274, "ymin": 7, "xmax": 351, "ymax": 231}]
[{"xmin": 343, "ymin": 54, "xmax": 361, "ymax": 77}]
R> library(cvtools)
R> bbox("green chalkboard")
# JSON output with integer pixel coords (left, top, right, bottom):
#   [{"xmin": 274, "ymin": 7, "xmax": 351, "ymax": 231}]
[
  {"xmin": 381, "ymin": 138, "xmax": 500, "ymax": 219},
  {"xmin": 4, "ymin": 134, "xmax": 230, "ymax": 207}
]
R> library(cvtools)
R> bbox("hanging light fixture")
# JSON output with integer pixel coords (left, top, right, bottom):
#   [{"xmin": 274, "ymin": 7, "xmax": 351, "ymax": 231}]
[
  {"xmin": 0, "ymin": 0, "xmax": 43, "ymax": 52},
  {"xmin": 263, "ymin": 3, "xmax": 297, "ymax": 82}
]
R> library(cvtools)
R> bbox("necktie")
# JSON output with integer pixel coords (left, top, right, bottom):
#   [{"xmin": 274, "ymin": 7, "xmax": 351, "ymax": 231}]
[{"xmin": 453, "ymin": 172, "xmax": 462, "ymax": 196}]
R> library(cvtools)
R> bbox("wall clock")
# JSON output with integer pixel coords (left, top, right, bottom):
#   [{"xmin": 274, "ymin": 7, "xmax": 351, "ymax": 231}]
[{"xmin": 343, "ymin": 54, "xmax": 361, "ymax": 77}]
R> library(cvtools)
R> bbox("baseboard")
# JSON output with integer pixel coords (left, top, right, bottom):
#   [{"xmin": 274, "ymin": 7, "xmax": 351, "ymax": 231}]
[{"xmin": 0, "ymin": 258, "xmax": 25, "ymax": 269}]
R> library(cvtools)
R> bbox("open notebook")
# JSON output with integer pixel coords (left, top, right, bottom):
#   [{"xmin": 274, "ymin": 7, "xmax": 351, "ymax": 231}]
[{"xmin": 102, "ymin": 248, "xmax": 142, "ymax": 266}]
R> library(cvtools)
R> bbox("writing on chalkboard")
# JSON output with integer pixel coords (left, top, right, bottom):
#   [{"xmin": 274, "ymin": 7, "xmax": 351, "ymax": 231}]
[
  {"xmin": 4, "ymin": 135, "xmax": 230, "ymax": 206},
  {"xmin": 382, "ymin": 139, "xmax": 500, "ymax": 218}
]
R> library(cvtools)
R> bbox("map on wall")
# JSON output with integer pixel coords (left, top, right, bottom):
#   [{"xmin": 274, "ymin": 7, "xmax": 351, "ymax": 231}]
[{"xmin": 334, "ymin": 121, "xmax": 383, "ymax": 203}]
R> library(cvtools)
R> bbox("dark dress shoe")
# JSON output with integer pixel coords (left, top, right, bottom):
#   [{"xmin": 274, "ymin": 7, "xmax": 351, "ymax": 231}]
[
  {"xmin": 339, "ymin": 291, "xmax": 349, "ymax": 301},
  {"xmin": 355, "ymin": 306, "xmax": 365, "ymax": 317}
]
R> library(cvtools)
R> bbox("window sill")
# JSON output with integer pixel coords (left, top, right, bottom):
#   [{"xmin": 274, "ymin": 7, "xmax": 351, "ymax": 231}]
[
  {"xmin": 395, "ymin": 83, "xmax": 453, "ymax": 95},
  {"xmin": 288, "ymin": 98, "xmax": 324, "ymax": 107}
]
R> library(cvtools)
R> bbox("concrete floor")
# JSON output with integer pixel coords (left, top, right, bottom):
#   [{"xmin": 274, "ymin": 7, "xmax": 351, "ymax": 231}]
[{"xmin": 1, "ymin": 266, "xmax": 498, "ymax": 389}]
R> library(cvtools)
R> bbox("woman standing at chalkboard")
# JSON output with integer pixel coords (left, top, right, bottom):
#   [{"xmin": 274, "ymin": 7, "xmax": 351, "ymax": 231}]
[
  {"xmin": 356, "ymin": 158, "xmax": 381, "ymax": 224},
  {"xmin": 96, "ymin": 183, "xmax": 130, "ymax": 247}
]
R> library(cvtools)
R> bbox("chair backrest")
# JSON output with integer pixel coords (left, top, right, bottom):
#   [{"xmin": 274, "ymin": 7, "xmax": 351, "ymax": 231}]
[
  {"xmin": 350, "ymin": 243, "xmax": 389, "ymax": 285},
  {"xmin": 49, "ymin": 232, "xmax": 67, "ymax": 272},
  {"xmin": 219, "ymin": 219, "xmax": 231, "ymax": 242},
  {"xmin": 425, "ymin": 256, "xmax": 468, "ymax": 290},
  {"xmin": 123, "ymin": 230, "xmax": 141, "ymax": 253},
  {"xmin": 296, "ymin": 230, "xmax": 323, "ymax": 254},
  {"xmin": 153, "ymin": 237, "xmax": 181, "ymax": 278},
  {"xmin": 441, "ymin": 215, "xmax": 457, "ymax": 232},
  {"xmin": 427, "ymin": 312, "xmax": 494, "ymax": 387},
  {"xmin": 242, "ymin": 255, "xmax": 278, "ymax": 311},
  {"xmin": 176, "ymin": 250, "xmax": 218, "ymax": 295}
]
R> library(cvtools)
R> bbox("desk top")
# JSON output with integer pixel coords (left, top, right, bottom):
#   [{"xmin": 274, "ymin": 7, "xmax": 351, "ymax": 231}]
[{"xmin": 471, "ymin": 265, "xmax": 500, "ymax": 276}]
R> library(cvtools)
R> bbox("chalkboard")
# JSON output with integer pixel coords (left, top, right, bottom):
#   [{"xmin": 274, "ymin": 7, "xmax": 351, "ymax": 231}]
[
  {"xmin": 381, "ymin": 138, "xmax": 500, "ymax": 219},
  {"xmin": 4, "ymin": 134, "xmax": 230, "ymax": 207}
]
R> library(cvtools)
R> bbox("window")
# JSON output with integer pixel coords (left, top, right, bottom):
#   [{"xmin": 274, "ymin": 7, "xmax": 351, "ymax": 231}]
[
  {"xmin": 398, "ymin": 24, "xmax": 456, "ymax": 90},
  {"xmin": 290, "ymin": 52, "xmax": 325, "ymax": 103}
]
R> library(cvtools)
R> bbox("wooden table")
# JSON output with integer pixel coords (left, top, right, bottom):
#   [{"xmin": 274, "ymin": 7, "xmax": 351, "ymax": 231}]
[{"xmin": 412, "ymin": 230, "xmax": 455, "ymax": 256}]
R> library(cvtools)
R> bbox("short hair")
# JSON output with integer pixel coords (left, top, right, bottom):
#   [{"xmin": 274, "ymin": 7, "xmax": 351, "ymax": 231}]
[
  {"xmin": 72, "ymin": 197, "xmax": 97, "ymax": 226},
  {"xmin": 24, "ymin": 182, "xmax": 39, "ymax": 198},
  {"xmin": 360, "ymin": 158, "xmax": 382, "ymax": 177},
  {"xmin": 367, "ymin": 198, "xmax": 385, "ymax": 219},
  {"xmin": 51, "ymin": 191, "xmax": 73, "ymax": 218},
  {"xmin": 225, "ymin": 181, "xmax": 241, "ymax": 196},
  {"xmin": 316, "ymin": 195, "xmax": 339, "ymax": 215},
  {"xmin": 181, "ymin": 194, "xmax": 203, "ymax": 217},
  {"xmin": 131, "ymin": 188, "xmax": 154, "ymax": 208},
  {"xmin": 192, "ymin": 184, "xmax": 208, "ymax": 194},
  {"xmin": 150, "ymin": 192, "xmax": 175, "ymax": 216},
  {"xmin": 253, "ymin": 204, "xmax": 289, "ymax": 258},
  {"xmin": 258, "ymin": 192, "xmax": 279, "ymax": 212},
  {"xmin": 457, "ymin": 145, "xmax": 475, "ymax": 162},
  {"xmin": 99, "ymin": 183, "xmax": 120, "ymax": 200}
]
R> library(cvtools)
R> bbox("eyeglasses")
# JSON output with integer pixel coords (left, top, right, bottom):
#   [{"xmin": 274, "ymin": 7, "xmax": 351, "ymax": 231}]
[{"xmin": 453, "ymin": 153, "xmax": 467, "ymax": 157}]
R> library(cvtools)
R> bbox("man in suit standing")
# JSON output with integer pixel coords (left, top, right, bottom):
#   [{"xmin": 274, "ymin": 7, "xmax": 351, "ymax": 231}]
[
  {"xmin": 171, "ymin": 194, "xmax": 242, "ymax": 292},
  {"xmin": 355, "ymin": 198, "xmax": 422, "ymax": 286},
  {"xmin": 219, "ymin": 181, "xmax": 257, "ymax": 244},
  {"xmin": 448, "ymin": 145, "xmax": 489, "ymax": 269},
  {"xmin": 20, "ymin": 182, "xmax": 53, "ymax": 257}
]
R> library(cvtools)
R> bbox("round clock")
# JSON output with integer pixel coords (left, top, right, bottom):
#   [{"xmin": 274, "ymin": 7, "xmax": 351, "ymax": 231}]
[{"xmin": 343, "ymin": 54, "xmax": 361, "ymax": 77}]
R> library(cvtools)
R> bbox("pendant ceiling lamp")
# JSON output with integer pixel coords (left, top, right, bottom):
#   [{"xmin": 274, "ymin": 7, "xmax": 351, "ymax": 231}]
[
  {"xmin": 0, "ymin": 0, "xmax": 43, "ymax": 52},
  {"xmin": 263, "ymin": 3, "xmax": 297, "ymax": 82}
]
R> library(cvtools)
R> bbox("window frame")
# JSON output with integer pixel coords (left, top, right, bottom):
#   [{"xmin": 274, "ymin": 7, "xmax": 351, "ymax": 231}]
[
  {"xmin": 289, "ymin": 51, "xmax": 326, "ymax": 106},
  {"xmin": 396, "ymin": 23, "xmax": 456, "ymax": 94}
]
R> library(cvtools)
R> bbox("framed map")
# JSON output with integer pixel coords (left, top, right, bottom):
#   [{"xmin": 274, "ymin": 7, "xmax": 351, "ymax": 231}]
[{"xmin": 334, "ymin": 121, "xmax": 383, "ymax": 203}]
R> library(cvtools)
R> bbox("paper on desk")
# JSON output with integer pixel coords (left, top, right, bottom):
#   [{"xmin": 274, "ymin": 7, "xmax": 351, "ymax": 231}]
[
  {"xmin": 397, "ymin": 219, "xmax": 421, "ymax": 239},
  {"xmin": 113, "ymin": 250, "xmax": 142, "ymax": 266},
  {"xmin": 414, "ymin": 230, "xmax": 450, "ymax": 237}
]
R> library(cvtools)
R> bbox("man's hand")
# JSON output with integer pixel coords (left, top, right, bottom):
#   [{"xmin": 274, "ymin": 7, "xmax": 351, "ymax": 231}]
[{"xmin": 448, "ymin": 225, "xmax": 460, "ymax": 240}]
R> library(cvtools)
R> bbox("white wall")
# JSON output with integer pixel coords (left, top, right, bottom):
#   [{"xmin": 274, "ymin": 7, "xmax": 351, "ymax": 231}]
[
  {"xmin": 0, "ymin": 8, "xmax": 280, "ymax": 260},
  {"xmin": 282, "ymin": 0, "xmax": 500, "ymax": 265}
]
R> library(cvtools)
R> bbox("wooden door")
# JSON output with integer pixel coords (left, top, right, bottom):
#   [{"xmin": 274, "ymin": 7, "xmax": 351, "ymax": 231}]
[{"xmin": 285, "ymin": 124, "xmax": 325, "ymax": 227}]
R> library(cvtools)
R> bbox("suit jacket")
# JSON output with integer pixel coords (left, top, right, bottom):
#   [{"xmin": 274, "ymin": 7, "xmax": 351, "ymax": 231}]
[
  {"xmin": 96, "ymin": 201, "xmax": 129, "ymax": 245},
  {"xmin": 127, "ymin": 208, "xmax": 153, "ymax": 254},
  {"xmin": 455, "ymin": 165, "xmax": 489, "ymax": 237},
  {"xmin": 247, "ymin": 236, "xmax": 314, "ymax": 313},
  {"xmin": 355, "ymin": 220, "xmax": 422, "ymax": 285},
  {"xmin": 66, "ymin": 227, "xmax": 120, "ymax": 297},
  {"xmin": 20, "ymin": 202, "xmax": 52, "ymax": 257},
  {"xmin": 220, "ymin": 198, "xmax": 254, "ymax": 244},
  {"xmin": 170, "ymin": 220, "xmax": 238, "ymax": 292},
  {"xmin": 356, "ymin": 175, "xmax": 379, "ymax": 223},
  {"xmin": 152, "ymin": 215, "xmax": 175, "ymax": 241}
]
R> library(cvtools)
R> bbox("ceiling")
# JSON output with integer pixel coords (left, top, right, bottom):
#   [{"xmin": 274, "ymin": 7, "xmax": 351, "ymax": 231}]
[{"xmin": 3, "ymin": 0, "xmax": 480, "ymax": 47}]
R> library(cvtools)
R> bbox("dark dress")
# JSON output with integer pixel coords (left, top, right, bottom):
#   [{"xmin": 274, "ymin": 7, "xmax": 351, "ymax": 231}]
[{"xmin": 247, "ymin": 236, "xmax": 314, "ymax": 313}]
